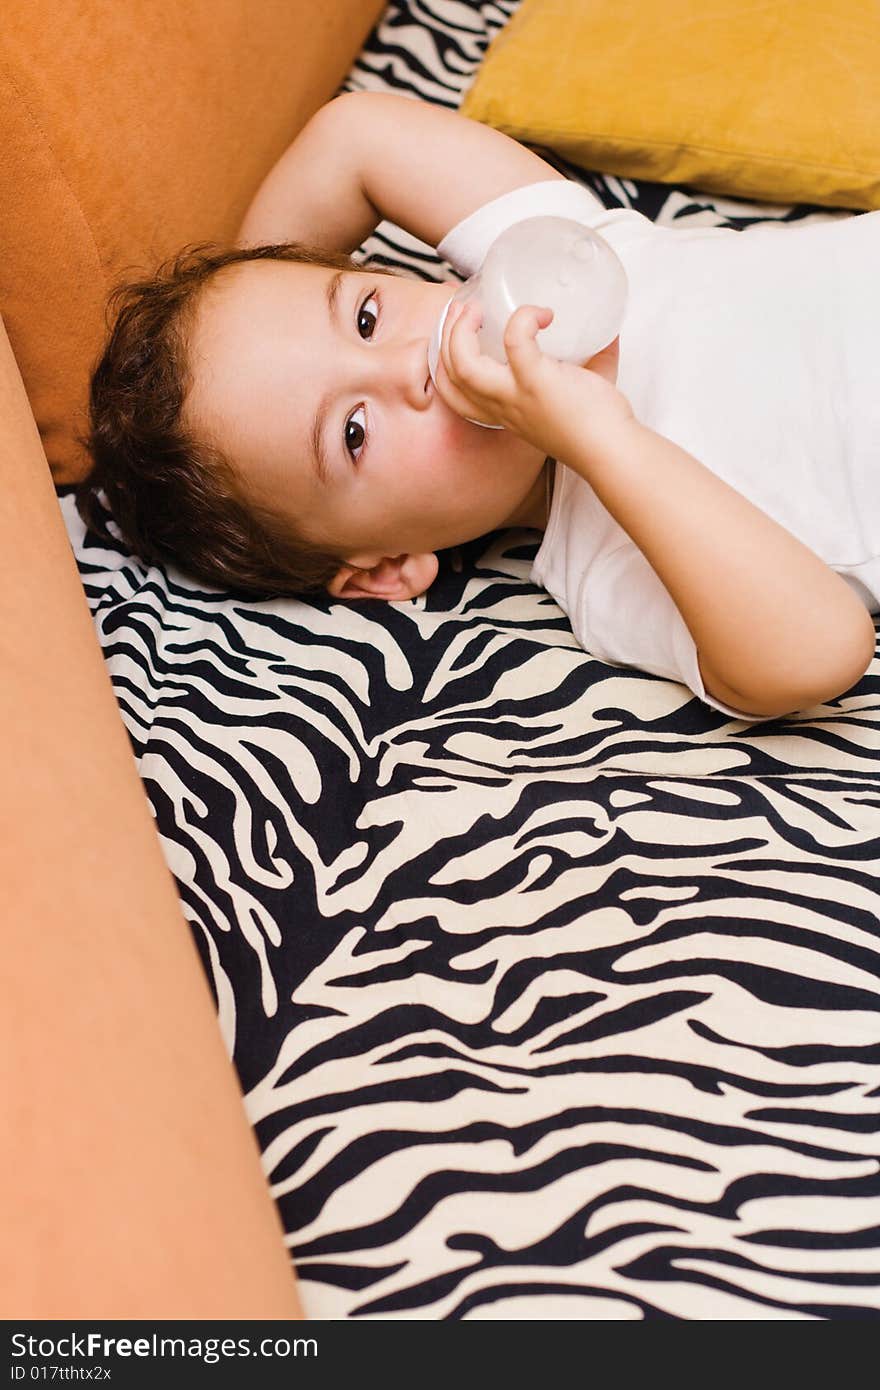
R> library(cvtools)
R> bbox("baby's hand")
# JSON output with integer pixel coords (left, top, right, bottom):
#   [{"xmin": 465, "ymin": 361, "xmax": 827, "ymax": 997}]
[{"xmin": 434, "ymin": 300, "xmax": 636, "ymax": 465}]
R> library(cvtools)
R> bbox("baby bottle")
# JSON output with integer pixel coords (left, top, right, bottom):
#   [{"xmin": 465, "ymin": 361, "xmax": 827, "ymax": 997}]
[{"xmin": 428, "ymin": 216, "xmax": 628, "ymax": 428}]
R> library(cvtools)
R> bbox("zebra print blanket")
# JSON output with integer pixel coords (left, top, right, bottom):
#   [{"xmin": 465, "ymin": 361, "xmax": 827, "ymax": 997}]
[{"xmin": 60, "ymin": 0, "xmax": 880, "ymax": 1319}]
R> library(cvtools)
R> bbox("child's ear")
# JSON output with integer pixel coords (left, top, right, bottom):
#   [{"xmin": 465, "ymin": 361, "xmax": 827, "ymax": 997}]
[{"xmin": 326, "ymin": 552, "xmax": 440, "ymax": 601}]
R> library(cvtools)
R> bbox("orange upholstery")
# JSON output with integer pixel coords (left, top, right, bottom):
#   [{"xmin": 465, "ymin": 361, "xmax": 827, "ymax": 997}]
[
  {"xmin": 0, "ymin": 0, "xmax": 382, "ymax": 1315},
  {"xmin": 0, "ymin": 315, "xmax": 305, "ymax": 1318},
  {"xmin": 0, "ymin": 0, "xmax": 385, "ymax": 482}
]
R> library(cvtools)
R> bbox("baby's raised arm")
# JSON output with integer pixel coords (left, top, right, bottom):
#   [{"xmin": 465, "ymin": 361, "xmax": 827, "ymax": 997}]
[
  {"xmin": 439, "ymin": 302, "xmax": 876, "ymax": 721},
  {"xmin": 236, "ymin": 91, "xmax": 565, "ymax": 252}
]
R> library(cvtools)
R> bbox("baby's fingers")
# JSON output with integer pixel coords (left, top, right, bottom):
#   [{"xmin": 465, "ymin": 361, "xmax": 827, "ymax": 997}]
[
  {"xmin": 503, "ymin": 304, "xmax": 554, "ymax": 375},
  {"xmin": 443, "ymin": 302, "xmax": 509, "ymax": 396},
  {"xmin": 432, "ymin": 364, "xmax": 494, "ymax": 424}
]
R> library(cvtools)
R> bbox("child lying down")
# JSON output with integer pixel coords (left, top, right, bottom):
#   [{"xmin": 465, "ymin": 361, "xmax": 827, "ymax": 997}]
[{"xmin": 75, "ymin": 92, "xmax": 878, "ymax": 722}]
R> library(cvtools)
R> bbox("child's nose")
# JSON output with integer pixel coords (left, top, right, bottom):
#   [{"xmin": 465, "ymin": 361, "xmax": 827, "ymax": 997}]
[{"xmin": 375, "ymin": 336, "xmax": 432, "ymax": 410}]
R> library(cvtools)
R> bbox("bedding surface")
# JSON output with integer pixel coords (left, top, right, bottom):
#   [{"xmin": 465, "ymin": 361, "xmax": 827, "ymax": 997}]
[{"xmin": 61, "ymin": 0, "xmax": 880, "ymax": 1319}]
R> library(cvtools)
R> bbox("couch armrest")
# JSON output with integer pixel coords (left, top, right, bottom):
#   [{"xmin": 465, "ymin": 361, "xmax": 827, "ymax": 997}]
[{"xmin": 0, "ymin": 316, "xmax": 301, "ymax": 1318}]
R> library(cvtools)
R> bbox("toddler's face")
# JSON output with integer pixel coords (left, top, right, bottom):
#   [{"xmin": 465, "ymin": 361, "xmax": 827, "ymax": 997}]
[{"xmin": 182, "ymin": 259, "xmax": 546, "ymax": 582}]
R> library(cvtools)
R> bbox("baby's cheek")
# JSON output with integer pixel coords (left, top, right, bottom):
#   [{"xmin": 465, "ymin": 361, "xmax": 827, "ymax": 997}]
[
  {"xmin": 430, "ymin": 407, "xmax": 488, "ymax": 461},
  {"xmin": 438, "ymin": 413, "xmax": 471, "ymax": 453},
  {"xmin": 410, "ymin": 418, "xmax": 462, "ymax": 477}
]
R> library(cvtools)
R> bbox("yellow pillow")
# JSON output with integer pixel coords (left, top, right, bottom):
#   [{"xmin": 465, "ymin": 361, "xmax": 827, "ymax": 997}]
[{"xmin": 461, "ymin": 0, "xmax": 880, "ymax": 211}]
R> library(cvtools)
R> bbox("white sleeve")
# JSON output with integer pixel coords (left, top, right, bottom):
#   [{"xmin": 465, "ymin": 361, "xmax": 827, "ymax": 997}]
[
  {"xmin": 582, "ymin": 539, "xmax": 774, "ymax": 722},
  {"xmin": 436, "ymin": 179, "xmax": 607, "ymax": 277}
]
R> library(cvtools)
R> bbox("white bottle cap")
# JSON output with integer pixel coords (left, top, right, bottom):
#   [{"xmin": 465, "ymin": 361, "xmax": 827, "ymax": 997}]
[{"xmin": 427, "ymin": 297, "xmax": 452, "ymax": 388}]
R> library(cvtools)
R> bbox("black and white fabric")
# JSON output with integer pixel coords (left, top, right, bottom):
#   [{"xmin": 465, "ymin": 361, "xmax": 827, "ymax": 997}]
[{"xmin": 59, "ymin": 0, "xmax": 880, "ymax": 1319}]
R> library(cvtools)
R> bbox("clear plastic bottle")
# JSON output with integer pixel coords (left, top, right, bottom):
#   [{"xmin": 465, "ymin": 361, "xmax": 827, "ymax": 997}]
[{"xmin": 428, "ymin": 216, "xmax": 628, "ymax": 428}]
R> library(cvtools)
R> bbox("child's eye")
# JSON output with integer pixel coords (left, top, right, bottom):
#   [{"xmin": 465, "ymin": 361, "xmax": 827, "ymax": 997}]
[
  {"xmin": 356, "ymin": 291, "xmax": 380, "ymax": 340},
  {"xmin": 344, "ymin": 404, "xmax": 367, "ymax": 461}
]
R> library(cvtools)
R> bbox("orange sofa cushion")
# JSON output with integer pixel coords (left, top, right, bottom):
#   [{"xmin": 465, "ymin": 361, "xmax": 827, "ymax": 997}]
[{"xmin": 0, "ymin": 0, "xmax": 385, "ymax": 483}]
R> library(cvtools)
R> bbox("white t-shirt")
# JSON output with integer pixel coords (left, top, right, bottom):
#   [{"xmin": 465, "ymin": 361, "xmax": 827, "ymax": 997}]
[{"xmin": 437, "ymin": 181, "xmax": 880, "ymax": 719}]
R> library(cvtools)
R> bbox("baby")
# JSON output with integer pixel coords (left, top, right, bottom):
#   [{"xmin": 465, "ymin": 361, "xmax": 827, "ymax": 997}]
[{"xmin": 76, "ymin": 92, "xmax": 877, "ymax": 721}]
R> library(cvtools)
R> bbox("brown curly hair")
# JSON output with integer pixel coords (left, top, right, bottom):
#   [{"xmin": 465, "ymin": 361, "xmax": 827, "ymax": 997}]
[{"xmin": 74, "ymin": 241, "xmax": 374, "ymax": 597}]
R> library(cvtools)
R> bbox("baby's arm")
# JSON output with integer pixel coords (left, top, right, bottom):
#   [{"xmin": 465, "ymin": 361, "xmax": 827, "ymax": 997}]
[
  {"xmin": 439, "ymin": 303, "xmax": 876, "ymax": 719},
  {"xmin": 237, "ymin": 91, "xmax": 566, "ymax": 251}
]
